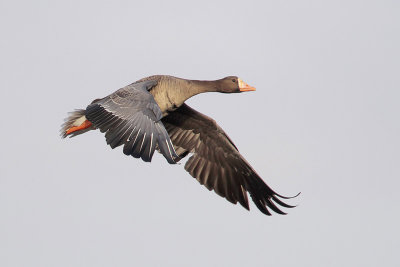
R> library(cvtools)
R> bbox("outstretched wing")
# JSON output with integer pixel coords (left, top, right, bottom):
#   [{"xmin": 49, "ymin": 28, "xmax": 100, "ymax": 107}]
[
  {"xmin": 162, "ymin": 104, "xmax": 296, "ymax": 215},
  {"xmin": 85, "ymin": 80, "xmax": 178, "ymax": 163}
]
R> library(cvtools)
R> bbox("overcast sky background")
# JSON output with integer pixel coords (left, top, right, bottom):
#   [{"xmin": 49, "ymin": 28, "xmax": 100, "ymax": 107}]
[{"xmin": 1, "ymin": 0, "xmax": 399, "ymax": 266}]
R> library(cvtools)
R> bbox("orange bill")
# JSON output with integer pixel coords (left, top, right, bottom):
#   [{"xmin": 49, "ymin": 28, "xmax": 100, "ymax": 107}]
[
  {"xmin": 66, "ymin": 120, "xmax": 92, "ymax": 135},
  {"xmin": 238, "ymin": 78, "xmax": 256, "ymax": 92}
]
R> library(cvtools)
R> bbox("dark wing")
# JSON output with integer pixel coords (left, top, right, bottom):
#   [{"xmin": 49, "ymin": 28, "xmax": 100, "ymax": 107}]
[
  {"xmin": 85, "ymin": 80, "xmax": 178, "ymax": 164},
  {"xmin": 162, "ymin": 104, "xmax": 296, "ymax": 215}
]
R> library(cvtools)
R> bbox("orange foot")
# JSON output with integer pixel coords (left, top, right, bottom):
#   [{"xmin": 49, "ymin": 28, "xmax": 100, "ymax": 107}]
[{"xmin": 66, "ymin": 120, "xmax": 93, "ymax": 135}]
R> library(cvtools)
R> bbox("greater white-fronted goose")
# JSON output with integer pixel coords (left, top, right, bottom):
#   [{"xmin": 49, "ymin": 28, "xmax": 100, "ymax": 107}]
[{"xmin": 61, "ymin": 75, "xmax": 298, "ymax": 215}]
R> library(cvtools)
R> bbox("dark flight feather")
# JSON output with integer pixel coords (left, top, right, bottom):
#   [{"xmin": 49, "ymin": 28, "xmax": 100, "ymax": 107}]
[{"xmin": 162, "ymin": 103, "xmax": 296, "ymax": 215}]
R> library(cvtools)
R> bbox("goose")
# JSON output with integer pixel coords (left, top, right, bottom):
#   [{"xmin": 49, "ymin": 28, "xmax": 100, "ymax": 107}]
[{"xmin": 61, "ymin": 75, "xmax": 298, "ymax": 215}]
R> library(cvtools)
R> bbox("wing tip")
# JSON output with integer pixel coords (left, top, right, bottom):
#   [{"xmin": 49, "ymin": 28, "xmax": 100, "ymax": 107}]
[
  {"xmin": 245, "ymin": 176, "xmax": 300, "ymax": 216},
  {"xmin": 275, "ymin": 191, "xmax": 301, "ymax": 200}
]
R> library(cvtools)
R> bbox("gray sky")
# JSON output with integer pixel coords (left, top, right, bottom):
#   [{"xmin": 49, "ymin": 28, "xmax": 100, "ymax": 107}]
[{"xmin": 1, "ymin": 0, "xmax": 399, "ymax": 266}]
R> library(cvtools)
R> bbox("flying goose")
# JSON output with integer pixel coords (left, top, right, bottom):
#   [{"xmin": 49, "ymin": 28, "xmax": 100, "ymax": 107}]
[{"xmin": 61, "ymin": 75, "xmax": 297, "ymax": 215}]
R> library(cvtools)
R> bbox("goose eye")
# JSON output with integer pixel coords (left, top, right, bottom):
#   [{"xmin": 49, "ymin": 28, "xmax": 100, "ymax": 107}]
[{"xmin": 232, "ymin": 79, "xmax": 236, "ymax": 82}]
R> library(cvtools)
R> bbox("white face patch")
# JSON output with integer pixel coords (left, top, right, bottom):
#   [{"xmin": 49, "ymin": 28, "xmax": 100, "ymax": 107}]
[
  {"xmin": 238, "ymin": 78, "xmax": 245, "ymax": 88},
  {"xmin": 72, "ymin": 115, "xmax": 87, "ymax": 127}
]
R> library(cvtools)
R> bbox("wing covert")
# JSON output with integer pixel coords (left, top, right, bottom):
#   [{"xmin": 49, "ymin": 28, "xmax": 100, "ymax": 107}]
[{"xmin": 85, "ymin": 80, "xmax": 178, "ymax": 163}]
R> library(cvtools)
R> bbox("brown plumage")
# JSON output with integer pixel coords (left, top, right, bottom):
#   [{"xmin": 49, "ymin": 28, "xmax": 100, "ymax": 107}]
[{"xmin": 61, "ymin": 75, "xmax": 298, "ymax": 215}]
